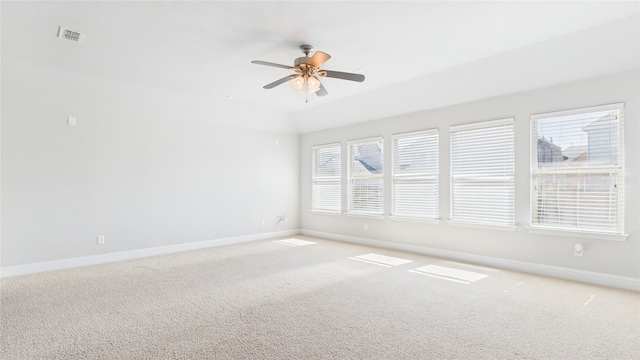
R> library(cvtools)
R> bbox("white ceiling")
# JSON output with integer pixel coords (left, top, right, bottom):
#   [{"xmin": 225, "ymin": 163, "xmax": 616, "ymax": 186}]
[{"xmin": 2, "ymin": 1, "xmax": 639, "ymax": 133}]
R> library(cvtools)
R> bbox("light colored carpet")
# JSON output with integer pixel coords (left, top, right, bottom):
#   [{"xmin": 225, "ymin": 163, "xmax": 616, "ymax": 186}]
[{"xmin": 1, "ymin": 236, "xmax": 639, "ymax": 359}]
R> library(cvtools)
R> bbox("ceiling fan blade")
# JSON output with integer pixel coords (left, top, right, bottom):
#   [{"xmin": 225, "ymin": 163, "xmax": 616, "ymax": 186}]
[
  {"xmin": 308, "ymin": 51, "xmax": 331, "ymax": 68},
  {"xmin": 321, "ymin": 70, "xmax": 365, "ymax": 82},
  {"xmin": 316, "ymin": 81, "xmax": 328, "ymax": 97},
  {"xmin": 263, "ymin": 74, "xmax": 297, "ymax": 89},
  {"xmin": 251, "ymin": 60, "xmax": 294, "ymax": 70}
]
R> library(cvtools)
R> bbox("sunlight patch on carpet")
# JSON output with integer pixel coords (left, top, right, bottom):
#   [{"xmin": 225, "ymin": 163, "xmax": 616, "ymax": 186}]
[
  {"xmin": 503, "ymin": 281, "xmax": 524, "ymax": 293},
  {"xmin": 349, "ymin": 253, "xmax": 413, "ymax": 267},
  {"xmin": 584, "ymin": 295, "xmax": 595, "ymax": 306},
  {"xmin": 410, "ymin": 265, "xmax": 488, "ymax": 284},
  {"xmin": 273, "ymin": 238, "xmax": 316, "ymax": 247}
]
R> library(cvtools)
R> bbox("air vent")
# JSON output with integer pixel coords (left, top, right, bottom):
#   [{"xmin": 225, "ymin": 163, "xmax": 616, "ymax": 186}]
[{"xmin": 57, "ymin": 26, "xmax": 86, "ymax": 43}]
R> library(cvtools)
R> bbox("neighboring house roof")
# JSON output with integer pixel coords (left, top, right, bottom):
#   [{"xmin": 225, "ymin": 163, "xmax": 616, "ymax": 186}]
[
  {"xmin": 354, "ymin": 143, "xmax": 383, "ymax": 174},
  {"xmin": 582, "ymin": 112, "xmax": 618, "ymax": 131},
  {"xmin": 537, "ymin": 136, "xmax": 562, "ymax": 151},
  {"xmin": 562, "ymin": 145, "xmax": 587, "ymax": 162}
]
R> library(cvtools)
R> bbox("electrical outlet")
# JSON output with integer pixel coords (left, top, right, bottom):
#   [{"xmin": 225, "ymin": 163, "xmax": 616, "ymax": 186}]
[
  {"xmin": 364, "ymin": 223, "xmax": 368, "ymax": 230},
  {"xmin": 574, "ymin": 243, "xmax": 583, "ymax": 257},
  {"xmin": 97, "ymin": 235, "xmax": 105, "ymax": 245},
  {"xmin": 261, "ymin": 219, "xmax": 265, "ymax": 227}
]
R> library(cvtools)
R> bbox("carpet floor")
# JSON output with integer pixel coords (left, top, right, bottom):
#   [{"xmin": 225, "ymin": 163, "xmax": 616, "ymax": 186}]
[{"xmin": 1, "ymin": 236, "xmax": 639, "ymax": 359}]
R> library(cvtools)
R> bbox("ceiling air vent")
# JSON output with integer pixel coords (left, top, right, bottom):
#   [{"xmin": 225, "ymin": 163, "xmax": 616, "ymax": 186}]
[{"xmin": 57, "ymin": 26, "xmax": 86, "ymax": 43}]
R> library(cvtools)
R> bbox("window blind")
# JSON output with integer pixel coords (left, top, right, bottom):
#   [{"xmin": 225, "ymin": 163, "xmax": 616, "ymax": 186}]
[
  {"xmin": 531, "ymin": 103, "xmax": 624, "ymax": 233},
  {"xmin": 450, "ymin": 118, "xmax": 515, "ymax": 226},
  {"xmin": 392, "ymin": 129, "xmax": 439, "ymax": 220},
  {"xmin": 312, "ymin": 143, "xmax": 341, "ymax": 212},
  {"xmin": 348, "ymin": 137, "xmax": 384, "ymax": 215}
]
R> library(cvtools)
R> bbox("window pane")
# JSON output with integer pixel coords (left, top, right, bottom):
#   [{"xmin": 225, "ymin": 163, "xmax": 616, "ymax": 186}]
[
  {"xmin": 350, "ymin": 178, "xmax": 383, "ymax": 214},
  {"xmin": 315, "ymin": 146, "xmax": 341, "ymax": 178},
  {"xmin": 313, "ymin": 181, "xmax": 341, "ymax": 212},
  {"xmin": 393, "ymin": 179, "xmax": 438, "ymax": 219},
  {"xmin": 536, "ymin": 110, "xmax": 619, "ymax": 167},
  {"xmin": 452, "ymin": 179, "xmax": 514, "ymax": 224},
  {"xmin": 533, "ymin": 173, "xmax": 620, "ymax": 231},
  {"xmin": 351, "ymin": 140, "xmax": 383, "ymax": 175},
  {"xmin": 394, "ymin": 132, "xmax": 438, "ymax": 175}
]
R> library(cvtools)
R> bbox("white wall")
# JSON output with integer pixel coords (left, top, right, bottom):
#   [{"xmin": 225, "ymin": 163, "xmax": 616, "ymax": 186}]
[
  {"xmin": 1, "ymin": 66, "xmax": 300, "ymax": 267},
  {"xmin": 300, "ymin": 70, "xmax": 639, "ymax": 279},
  {"xmin": 2, "ymin": 63, "xmax": 638, "ymax": 283}
]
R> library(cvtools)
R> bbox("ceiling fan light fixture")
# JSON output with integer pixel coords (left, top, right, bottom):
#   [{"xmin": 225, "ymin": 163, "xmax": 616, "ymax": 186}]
[
  {"xmin": 307, "ymin": 77, "xmax": 321, "ymax": 94},
  {"xmin": 291, "ymin": 75, "xmax": 321, "ymax": 94},
  {"xmin": 291, "ymin": 75, "xmax": 305, "ymax": 92}
]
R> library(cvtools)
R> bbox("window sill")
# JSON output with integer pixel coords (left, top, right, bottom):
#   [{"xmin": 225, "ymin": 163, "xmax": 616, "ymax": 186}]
[
  {"xmin": 310, "ymin": 210, "xmax": 342, "ymax": 216},
  {"xmin": 346, "ymin": 213, "xmax": 385, "ymax": 220},
  {"xmin": 389, "ymin": 216, "xmax": 440, "ymax": 225},
  {"xmin": 447, "ymin": 221, "xmax": 517, "ymax": 232},
  {"xmin": 527, "ymin": 226, "xmax": 628, "ymax": 241}
]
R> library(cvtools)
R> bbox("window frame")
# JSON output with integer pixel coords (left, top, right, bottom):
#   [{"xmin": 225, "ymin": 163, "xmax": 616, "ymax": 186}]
[
  {"xmin": 449, "ymin": 117, "xmax": 516, "ymax": 230},
  {"xmin": 311, "ymin": 142, "xmax": 342, "ymax": 214},
  {"xmin": 347, "ymin": 136, "xmax": 385, "ymax": 217},
  {"xmin": 391, "ymin": 129, "xmax": 440, "ymax": 222},
  {"xmin": 529, "ymin": 103, "xmax": 626, "ymax": 240}
]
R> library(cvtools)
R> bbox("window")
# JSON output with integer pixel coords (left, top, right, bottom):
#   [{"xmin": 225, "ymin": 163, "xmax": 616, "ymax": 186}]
[
  {"xmin": 531, "ymin": 103, "xmax": 624, "ymax": 234},
  {"xmin": 312, "ymin": 143, "xmax": 341, "ymax": 213},
  {"xmin": 348, "ymin": 137, "xmax": 384, "ymax": 216},
  {"xmin": 391, "ymin": 129, "xmax": 439, "ymax": 220},
  {"xmin": 450, "ymin": 118, "xmax": 515, "ymax": 227}
]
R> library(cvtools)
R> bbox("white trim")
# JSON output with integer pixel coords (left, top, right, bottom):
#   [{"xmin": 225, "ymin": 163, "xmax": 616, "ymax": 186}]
[
  {"xmin": 346, "ymin": 135, "xmax": 383, "ymax": 145},
  {"xmin": 300, "ymin": 229, "xmax": 639, "ymax": 291},
  {"xmin": 450, "ymin": 117, "xmax": 514, "ymax": 132},
  {"xmin": 0, "ymin": 230, "xmax": 301, "ymax": 278},
  {"xmin": 391, "ymin": 128, "xmax": 438, "ymax": 139},
  {"xmin": 527, "ymin": 226, "xmax": 628, "ymax": 241},
  {"xmin": 531, "ymin": 102, "xmax": 624, "ymax": 121},
  {"xmin": 346, "ymin": 213, "xmax": 385, "ymax": 220},
  {"xmin": 310, "ymin": 209, "xmax": 342, "ymax": 216},
  {"xmin": 389, "ymin": 216, "xmax": 440, "ymax": 225},
  {"xmin": 311, "ymin": 142, "xmax": 341, "ymax": 150},
  {"xmin": 448, "ymin": 221, "xmax": 517, "ymax": 232}
]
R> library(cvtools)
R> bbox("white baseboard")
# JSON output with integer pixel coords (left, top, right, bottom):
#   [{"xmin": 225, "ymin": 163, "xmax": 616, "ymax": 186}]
[
  {"xmin": 0, "ymin": 229, "xmax": 301, "ymax": 278},
  {"xmin": 4, "ymin": 228, "xmax": 638, "ymax": 291},
  {"xmin": 301, "ymin": 229, "xmax": 640, "ymax": 291}
]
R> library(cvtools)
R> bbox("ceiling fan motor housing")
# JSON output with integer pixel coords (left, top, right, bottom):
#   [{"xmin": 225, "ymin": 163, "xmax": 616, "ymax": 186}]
[
  {"xmin": 300, "ymin": 44, "xmax": 314, "ymax": 56},
  {"xmin": 294, "ymin": 57, "xmax": 312, "ymax": 67}
]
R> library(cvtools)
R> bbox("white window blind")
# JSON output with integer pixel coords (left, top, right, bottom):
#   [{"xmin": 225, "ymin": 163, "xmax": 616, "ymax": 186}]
[
  {"xmin": 531, "ymin": 103, "xmax": 624, "ymax": 234},
  {"xmin": 450, "ymin": 118, "xmax": 515, "ymax": 226},
  {"xmin": 392, "ymin": 129, "xmax": 439, "ymax": 220},
  {"xmin": 312, "ymin": 143, "xmax": 341, "ymax": 212},
  {"xmin": 348, "ymin": 137, "xmax": 384, "ymax": 216}
]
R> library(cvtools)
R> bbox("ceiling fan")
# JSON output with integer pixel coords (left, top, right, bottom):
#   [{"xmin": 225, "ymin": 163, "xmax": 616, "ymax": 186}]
[{"xmin": 251, "ymin": 45, "xmax": 365, "ymax": 102}]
